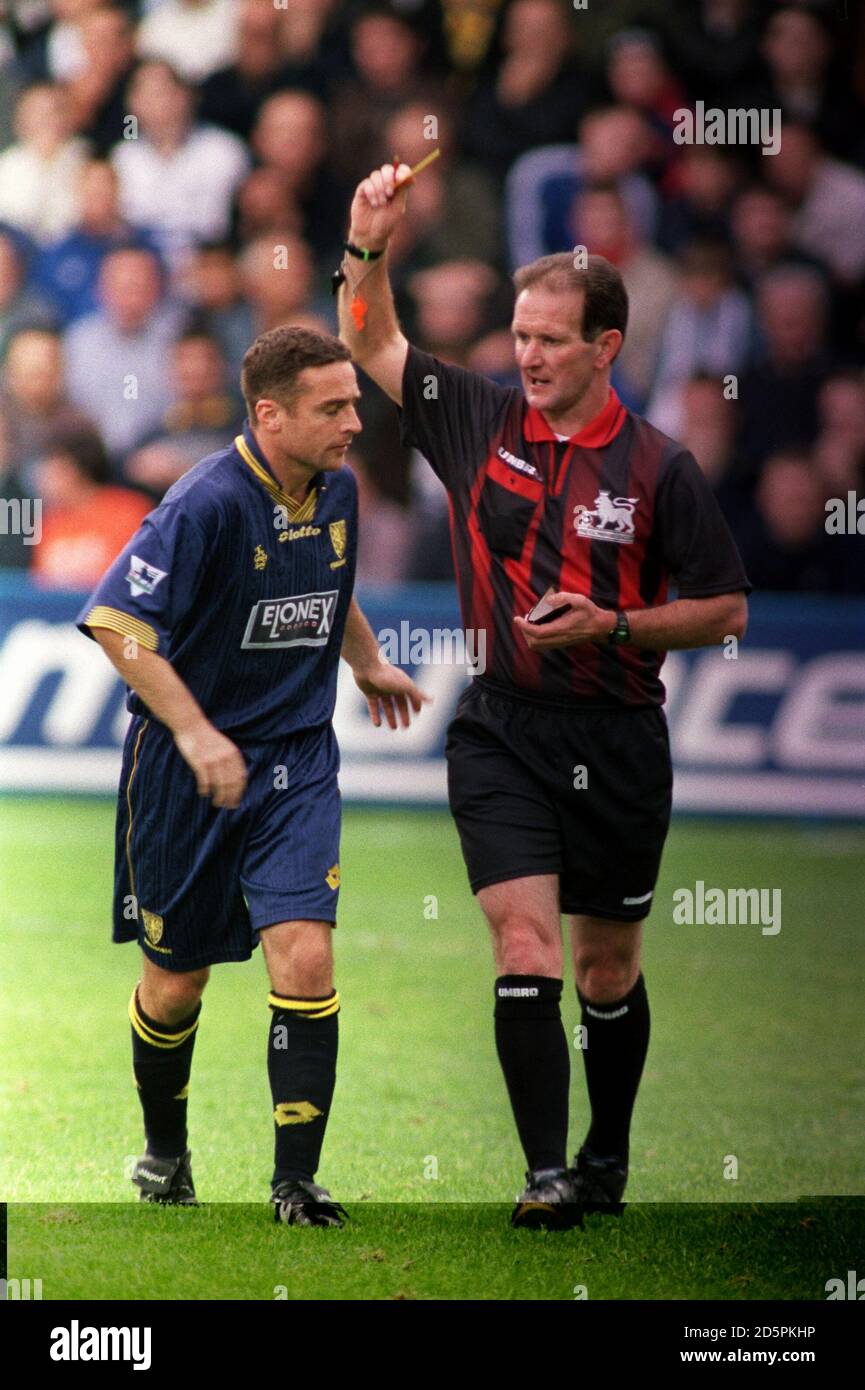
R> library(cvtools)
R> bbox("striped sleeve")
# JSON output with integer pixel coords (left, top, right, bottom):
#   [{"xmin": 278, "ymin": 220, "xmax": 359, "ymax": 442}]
[{"xmin": 397, "ymin": 344, "xmax": 513, "ymax": 492}]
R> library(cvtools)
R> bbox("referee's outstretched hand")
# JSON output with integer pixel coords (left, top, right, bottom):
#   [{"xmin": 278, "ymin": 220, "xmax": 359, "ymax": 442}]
[
  {"xmin": 174, "ymin": 719, "xmax": 248, "ymax": 809},
  {"xmin": 353, "ymin": 659, "xmax": 432, "ymax": 731}
]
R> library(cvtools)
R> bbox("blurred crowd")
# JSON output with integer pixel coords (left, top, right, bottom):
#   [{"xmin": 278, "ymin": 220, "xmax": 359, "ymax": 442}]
[{"xmin": 1, "ymin": 0, "xmax": 864, "ymax": 594}]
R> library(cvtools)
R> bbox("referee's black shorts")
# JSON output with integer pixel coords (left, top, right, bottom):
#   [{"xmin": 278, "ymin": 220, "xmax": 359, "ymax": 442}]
[{"xmin": 445, "ymin": 678, "xmax": 673, "ymax": 921}]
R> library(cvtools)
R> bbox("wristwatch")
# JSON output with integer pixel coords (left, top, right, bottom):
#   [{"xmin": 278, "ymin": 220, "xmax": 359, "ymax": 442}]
[{"xmin": 607, "ymin": 610, "xmax": 631, "ymax": 645}]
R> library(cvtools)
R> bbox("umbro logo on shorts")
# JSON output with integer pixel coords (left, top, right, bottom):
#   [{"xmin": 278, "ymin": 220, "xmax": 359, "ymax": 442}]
[{"xmin": 242, "ymin": 591, "xmax": 338, "ymax": 649}]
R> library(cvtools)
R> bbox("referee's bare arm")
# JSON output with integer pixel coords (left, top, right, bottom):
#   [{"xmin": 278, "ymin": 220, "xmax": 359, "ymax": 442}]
[
  {"xmin": 89, "ymin": 626, "xmax": 247, "ymax": 807},
  {"xmin": 337, "ymin": 162, "xmax": 414, "ymax": 405},
  {"xmin": 514, "ymin": 590, "xmax": 748, "ymax": 651}
]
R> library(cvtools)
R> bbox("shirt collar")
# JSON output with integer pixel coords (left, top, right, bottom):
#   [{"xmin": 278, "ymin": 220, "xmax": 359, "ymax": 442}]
[
  {"xmin": 236, "ymin": 420, "xmax": 318, "ymax": 521},
  {"xmin": 241, "ymin": 418, "xmax": 278, "ymax": 481},
  {"xmin": 523, "ymin": 386, "xmax": 626, "ymax": 447}
]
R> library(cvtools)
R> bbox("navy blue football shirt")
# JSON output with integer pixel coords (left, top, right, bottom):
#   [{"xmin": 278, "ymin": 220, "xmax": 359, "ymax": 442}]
[{"xmin": 77, "ymin": 421, "xmax": 358, "ymax": 739}]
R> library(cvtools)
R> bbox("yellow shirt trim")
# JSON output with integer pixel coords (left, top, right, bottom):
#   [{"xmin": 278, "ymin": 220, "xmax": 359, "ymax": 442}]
[
  {"xmin": 84, "ymin": 606, "xmax": 159, "ymax": 652},
  {"xmin": 235, "ymin": 434, "xmax": 317, "ymax": 522}
]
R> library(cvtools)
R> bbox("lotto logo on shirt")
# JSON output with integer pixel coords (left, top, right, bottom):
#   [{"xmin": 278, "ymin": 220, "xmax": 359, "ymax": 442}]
[{"xmin": 241, "ymin": 591, "xmax": 339, "ymax": 649}]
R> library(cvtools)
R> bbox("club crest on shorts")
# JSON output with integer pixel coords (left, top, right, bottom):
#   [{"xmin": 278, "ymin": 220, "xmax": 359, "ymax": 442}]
[
  {"xmin": 141, "ymin": 909, "xmax": 164, "ymax": 945},
  {"xmin": 329, "ymin": 519, "xmax": 347, "ymax": 568},
  {"xmin": 574, "ymin": 491, "xmax": 639, "ymax": 544}
]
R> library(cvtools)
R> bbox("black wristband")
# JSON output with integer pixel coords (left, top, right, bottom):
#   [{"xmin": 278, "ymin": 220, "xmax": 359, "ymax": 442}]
[{"xmin": 343, "ymin": 240, "xmax": 385, "ymax": 261}]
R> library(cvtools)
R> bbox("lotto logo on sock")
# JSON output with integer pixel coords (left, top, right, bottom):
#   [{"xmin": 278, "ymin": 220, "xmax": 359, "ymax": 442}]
[{"xmin": 274, "ymin": 1101, "xmax": 323, "ymax": 1127}]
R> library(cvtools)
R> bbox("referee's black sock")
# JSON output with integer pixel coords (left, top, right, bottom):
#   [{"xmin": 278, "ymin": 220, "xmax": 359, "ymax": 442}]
[
  {"xmin": 576, "ymin": 972, "xmax": 650, "ymax": 1164},
  {"xmin": 494, "ymin": 975, "xmax": 569, "ymax": 1173},
  {"xmin": 129, "ymin": 986, "xmax": 200, "ymax": 1160},
  {"xmin": 267, "ymin": 990, "xmax": 339, "ymax": 1186}
]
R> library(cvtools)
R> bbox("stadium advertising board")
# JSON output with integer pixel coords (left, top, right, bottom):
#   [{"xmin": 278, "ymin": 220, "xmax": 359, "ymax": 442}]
[{"xmin": 0, "ymin": 578, "xmax": 863, "ymax": 818}]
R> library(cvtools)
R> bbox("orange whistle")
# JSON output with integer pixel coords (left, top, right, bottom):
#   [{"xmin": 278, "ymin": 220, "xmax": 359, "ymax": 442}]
[{"xmin": 351, "ymin": 294, "xmax": 368, "ymax": 331}]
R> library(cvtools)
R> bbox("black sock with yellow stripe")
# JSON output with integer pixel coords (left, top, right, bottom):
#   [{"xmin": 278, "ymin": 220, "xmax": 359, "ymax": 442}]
[
  {"xmin": 129, "ymin": 986, "xmax": 200, "ymax": 1160},
  {"xmin": 267, "ymin": 990, "xmax": 339, "ymax": 1186}
]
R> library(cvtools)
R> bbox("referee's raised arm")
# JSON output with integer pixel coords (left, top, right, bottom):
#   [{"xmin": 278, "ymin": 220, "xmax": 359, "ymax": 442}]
[{"xmin": 336, "ymin": 162, "xmax": 414, "ymax": 405}]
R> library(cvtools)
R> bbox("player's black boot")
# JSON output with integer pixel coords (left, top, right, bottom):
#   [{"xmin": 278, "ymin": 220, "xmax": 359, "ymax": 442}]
[
  {"xmin": 131, "ymin": 1149, "xmax": 198, "ymax": 1205},
  {"xmin": 569, "ymin": 1145, "xmax": 628, "ymax": 1215},
  {"xmin": 511, "ymin": 1167, "xmax": 579, "ymax": 1231},
  {"xmin": 271, "ymin": 1179, "xmax": 348, "ymax": 1228}
]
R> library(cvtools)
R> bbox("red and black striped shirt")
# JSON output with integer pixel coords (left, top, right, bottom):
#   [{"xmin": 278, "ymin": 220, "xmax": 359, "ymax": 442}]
[{"xmin": 399, "ymin": 346, "xmax": 750, "ymax": 707}]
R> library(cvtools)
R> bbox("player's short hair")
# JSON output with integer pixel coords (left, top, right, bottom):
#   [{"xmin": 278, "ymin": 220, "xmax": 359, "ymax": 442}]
[
  {"xmin": 241, "ymin": 326, "xmax": 352, "ymax": 416},
  {"xmin": 512, "ymin": 252, "xmax": 629, "ymax": 343}
]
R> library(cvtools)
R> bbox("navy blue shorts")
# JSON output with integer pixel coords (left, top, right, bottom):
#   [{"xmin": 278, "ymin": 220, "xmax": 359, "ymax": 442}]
[{"xmin": 113, "ymin": 715, "xmax": 342, "ymax": 971}]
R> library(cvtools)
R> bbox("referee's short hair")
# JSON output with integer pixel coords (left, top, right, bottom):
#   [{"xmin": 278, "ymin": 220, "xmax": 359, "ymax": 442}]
[
  {"xmin": 513, "ymin": 252, "xmax": 629, "ymax": 343},
  {"xmin": 241, "ymin": 326, "xmax": 352, "ymax": 416}
]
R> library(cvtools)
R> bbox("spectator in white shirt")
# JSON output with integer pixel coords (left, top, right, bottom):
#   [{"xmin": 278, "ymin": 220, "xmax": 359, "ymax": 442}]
[
  {"xmin": 111, "ymin": 60, "xmax": 249, "ymax": 273},
  {"xmin": 0, "ymin": 83, "xmax": 90, "ymax": 242},
  {"xmin": 766, "ymin": 123, "xmax": 865, "ymax": 286},
  {"xmin": 44, "ymin": 0, "xmax": 104, "ymax": 82},
  {"xmin": 135, "ymin": 0, "xmax": 239, "ymax": 85},
  {"xmin": 64, "ymin": 245, "xmax": 182, "ymax": 462}
]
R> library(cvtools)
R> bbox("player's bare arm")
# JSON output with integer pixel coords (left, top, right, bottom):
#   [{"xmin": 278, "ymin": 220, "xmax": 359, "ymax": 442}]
[
  {"xmin": 513, "ymin": 591, "xmax": 748, "ymax": 651},
  {"xmin": 337, "ymin": 162, "xmax": 413, "ymax": 404},
  {"xmin": 341, "ymin": 595, "xmax": 431, "ymax": 730},
  {"xmin": 90, "ymin": 627, "xmax": 247, "ymax": 808}
]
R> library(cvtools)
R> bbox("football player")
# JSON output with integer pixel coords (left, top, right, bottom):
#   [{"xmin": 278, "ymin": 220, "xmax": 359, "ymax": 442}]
[{"xmin": 79, "ymin": 326, "xmax": 428, "ymax": 1227}]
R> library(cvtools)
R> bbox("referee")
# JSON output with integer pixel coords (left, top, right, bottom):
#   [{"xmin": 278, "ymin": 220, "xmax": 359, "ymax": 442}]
[{"xmin": 338, "ymin": 163, "xmax": 750, "ymax": 1228}]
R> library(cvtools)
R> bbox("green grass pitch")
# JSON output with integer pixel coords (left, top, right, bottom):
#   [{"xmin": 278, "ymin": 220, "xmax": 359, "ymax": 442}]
[{"xmin": 2, "ymin": 798, "xmax": 863, "ymax": 1300}]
